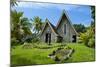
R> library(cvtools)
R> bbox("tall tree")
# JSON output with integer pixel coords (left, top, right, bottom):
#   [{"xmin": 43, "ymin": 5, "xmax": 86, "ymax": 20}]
[
  {"xmin": 79, "ymin": 6, "xmax": 95, "ymax": 48},
  {"xmin": 11, "ymin": 0, "xmax": 18, "ymax": 7},
  {"xmin": 73, "ymin": 24, "xmax": 86, "ymax": 33},
  {"xmin": 91, "ymin": 6, "xmax": 95, "ymax": 27},
  {"xmin": 91, "ymin": 6, "xmax": 95, "ymax": 21},
  {"xmin": 11, "ymin": 10, "xmax": 23, "ymax": 39},
  {"xmin": 31, "ymin": 16, "xmax": 43, "ymax": 34},
  {"xmin": 11, "ymin": 10, "xmax": 32, "ymax": 44}
]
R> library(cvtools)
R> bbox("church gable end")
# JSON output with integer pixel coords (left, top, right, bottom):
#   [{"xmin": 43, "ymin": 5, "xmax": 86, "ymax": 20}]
[{"xmin": 56, "ymin": 10, "xmax": 77, "ymax": 42}]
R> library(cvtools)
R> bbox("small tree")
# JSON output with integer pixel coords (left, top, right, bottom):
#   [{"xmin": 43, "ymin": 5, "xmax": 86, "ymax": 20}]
[{"xmin": 79, "ymin": 28, "xmax": 95, "ymax": 48}]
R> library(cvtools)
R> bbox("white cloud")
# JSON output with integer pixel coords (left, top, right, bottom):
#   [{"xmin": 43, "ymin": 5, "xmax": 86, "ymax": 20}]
[
  {"xmin": 15, "ymin": 1, "xmax": 89, "ymax": 13},
  {"xmin": 16, "ymin": 2, "xmax": 81, "ymax": 10},
  {"xmin": 16, "ymin": 2, "xmax": 51, "ymax": 9}
]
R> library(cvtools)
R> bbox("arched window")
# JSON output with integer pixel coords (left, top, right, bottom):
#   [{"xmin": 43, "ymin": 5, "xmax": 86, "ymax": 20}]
[{"xmin": 64, "ymin": 24, "xmax": 66, "ymax": 34}]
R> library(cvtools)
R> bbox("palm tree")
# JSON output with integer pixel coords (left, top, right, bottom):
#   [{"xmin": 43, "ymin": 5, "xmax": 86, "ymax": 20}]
[
  {"xmin": 11, "ymin": 10, "xmax": 32, "ymax": 44},
  {"xmin": 11, "ymin": 0, "xmax": 18, "ymax": 7},
  {"xmin": 31, "ymin": 16, "xmax": 43, "ymax": 34},
  {"xmin": 20, "ymin": 17, "xmax": 32, "ymax": 36},
  {"xmin": 11, "ymin": 10, "xmax": 23, "ymax": 39}
]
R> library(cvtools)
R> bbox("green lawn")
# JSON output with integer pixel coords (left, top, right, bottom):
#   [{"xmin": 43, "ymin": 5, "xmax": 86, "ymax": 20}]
[{"xmin": 11, "ymin": 43, "xmax": 95, "ymax": 66}]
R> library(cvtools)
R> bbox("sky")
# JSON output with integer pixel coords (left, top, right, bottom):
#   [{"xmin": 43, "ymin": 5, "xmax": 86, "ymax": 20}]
[{"xmin": 12, "ymin": 2, "xmax": 92, "ymax": 27}]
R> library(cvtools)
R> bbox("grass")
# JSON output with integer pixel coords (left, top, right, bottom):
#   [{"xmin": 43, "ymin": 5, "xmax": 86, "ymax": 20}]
[{"xmin": 11, "ymin": 43, "xmax": 95, "ymax": 66}]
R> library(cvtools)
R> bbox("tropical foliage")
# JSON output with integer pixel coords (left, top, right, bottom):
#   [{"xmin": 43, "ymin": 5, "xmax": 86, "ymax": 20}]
[
  {"xmin": 79, "ymin": 28, "xmax": 95, "ymax": 48},
  {"xmin": 11, "ymin": 10, "xmax": 32, "ymax": 46},
  {"xmin": 73, "ymin": 24, "xmax": 86, "ymax": 33},
  {"xmin": 11, "ymin": 1, "xmax": 44, "ymax": 45},
  {"xmin": 11, "ymin": 0, "xmax": 18, "ymax": 7},
  {"xmin": 31, "ymin": 16, "xmax": 44, "ymax": 34},
  {"xmin": 78, "ymin": 6, "xmax": 95, "ymax": 48}
]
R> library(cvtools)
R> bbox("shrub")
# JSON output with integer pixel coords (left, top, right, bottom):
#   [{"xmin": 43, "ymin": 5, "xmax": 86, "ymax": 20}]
[
  {"xmin": 79, "ymin": 32, "xmax": 90, "ymax": 45},
  {"xmin": 22, "ymin": 43, "xmax": 33, "ymax": 49},
  {"xmin": 32, "ymin": 38, "xmax": 40, "ymax": 43},
  {"xmin": 79, "ymin": 28, "xmax": 95, "ymax": 48},
  {"xmin": 88, "ymin": 38, "xmax": 95, "ymax": 48},
  {"xmin": 11, "ymin": 37, "xmax": 19, "ymax": 46}
]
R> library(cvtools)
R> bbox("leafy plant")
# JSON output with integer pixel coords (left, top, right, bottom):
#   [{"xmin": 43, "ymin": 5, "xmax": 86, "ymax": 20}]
[
  {"xmin": 79, "ymin": 28, "xmax": 95, "ymax": 47},
  {"xmin": 11, "ymin": 10, "xmax": 32, "ymax": 46},
  {"xmin": 31, "ymin": 16, "xmax": 44, "ymax": 34},
  {"xmin": 88, "ymin": 37, "xmax": 95, "ymax": 48},
  {"xmin": 73, "ymin": 24, "xmax": 86, "ymax": 33}
]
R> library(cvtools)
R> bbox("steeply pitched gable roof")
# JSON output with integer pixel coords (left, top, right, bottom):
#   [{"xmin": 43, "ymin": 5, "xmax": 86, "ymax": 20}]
[
  {"xmin": 40, "ymin": 19, "xmax": 59, "ymax": 36},
  {"xmin": 41, "ymin": 10, "xmax": 78, "ymax": 36},
  {"xmin": 56, "ymin": 10, "xmax": 78, "ymax": 35}
]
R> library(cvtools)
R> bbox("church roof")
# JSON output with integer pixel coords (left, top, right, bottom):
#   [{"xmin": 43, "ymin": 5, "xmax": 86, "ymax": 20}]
[
  {"xmin": 40, "ymin": 10, "xmax": 78, "ymax": 36},
  {"xmin": 56, "ymin": 10, "xmax": 78, "ymax": 35},
  {"xmin": 40, "ymin": 19, "xmax": 59, "ymax": 36}
]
